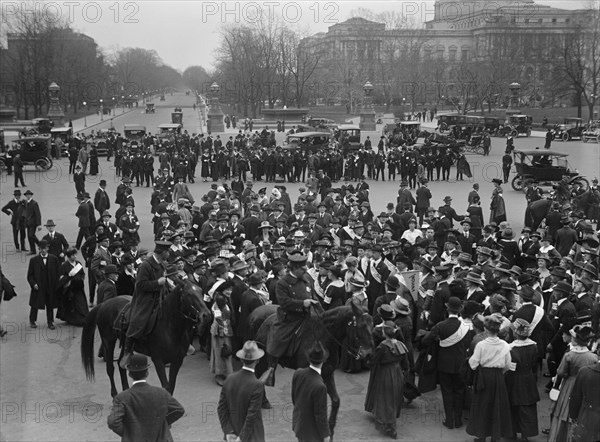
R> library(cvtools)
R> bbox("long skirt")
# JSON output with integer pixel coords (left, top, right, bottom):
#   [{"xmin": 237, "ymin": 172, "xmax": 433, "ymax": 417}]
[
  {"xmin": 365, "ymin": 362, "xmax": 404, "ymax": 428},
  {"xmin": 56, "ymin": 281, "xmax": 89, "ymax": 326},
  {"xmin": 511, "ymin": 404, "xmax": 538, "ymax": 438},
  {"xmin": 210, "ymin": 334, "xmax": 233, "ymax": 377},
  {"xmin": 467, "ymin": 367, "xmax": 513, "ymax": 439},
  {"xmin": 548, "ymin": 376, "xmax": 577, "ymax": 442}
]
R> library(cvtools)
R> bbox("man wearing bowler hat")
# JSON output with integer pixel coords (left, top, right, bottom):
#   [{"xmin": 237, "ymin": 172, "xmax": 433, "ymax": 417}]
[
  {"xmin": 94, "ymin": 179, "xmax": 110, "ymax": 217},
  {"xmin": 120, "ymin": 241, "xmax": 172, "ymax": 369},
  {"xmin": 2, "ymin": 189, "xmax": 26, "ymax": 250},
  {"xmin": 27, "ymin": 239, "xmax": 61, "ymax": 329},
  {"xmin": 291, "ymin": 341, "xmax": 330, "ymax": 442},
  {"xmin": 108, "ymin": 354, "xmax": 184, "ymax": 442},
  {"xmin": 218, "ymin": 341, "xmax": 266, "ymax": 442},
  {"xmin": 23, "ymin": 189, "xmax": 42, "ymax": 255}
]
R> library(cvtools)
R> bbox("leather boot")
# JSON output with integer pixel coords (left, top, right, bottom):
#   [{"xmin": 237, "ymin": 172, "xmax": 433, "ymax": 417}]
[
  {"xmin": 119, "ymin": 337, "xmax": 135, "ymax": 369},
  {"xmin": 259, "ymin": 360, "xmax": 277, "ymax": 387}
]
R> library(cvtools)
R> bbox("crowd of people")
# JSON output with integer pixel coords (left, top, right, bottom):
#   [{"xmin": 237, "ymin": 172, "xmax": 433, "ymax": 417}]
[{"xmin": 2, "ymin": 141, "xmax": 600, "ymax": 441}]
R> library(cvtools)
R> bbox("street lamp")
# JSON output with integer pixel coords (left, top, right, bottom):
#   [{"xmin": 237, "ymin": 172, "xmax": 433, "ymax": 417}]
[
  {"xmin": 99, "ymin": 98, "xmax": 104, "ymax": 121},
  {"xmin": 112, "ymin": 97, "xmax": 116, "ymax": 116},
  {"xmin": 82, "ymin": 101, "xmax": 87, "ymax": 127},
  {"xmin": 591, "ymin": 94, "xmax": 599, "ymax": 122},
  {"xmin": 121, "ymin": 95, "xmax": 125, "ymax": 112}
]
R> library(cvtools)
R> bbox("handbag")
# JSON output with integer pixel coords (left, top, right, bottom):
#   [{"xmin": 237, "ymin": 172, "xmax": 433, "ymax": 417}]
[{"xmin": 549, "ymin": 377, "xmax": 562, "ymax": 401}]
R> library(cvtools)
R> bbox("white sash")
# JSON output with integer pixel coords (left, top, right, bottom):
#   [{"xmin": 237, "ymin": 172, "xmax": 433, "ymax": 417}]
[
  {"xmin": 313, "ymin": 277, "xmax": 327, "ymax": 300},
  {"xmin": 440, "ymin": 319, "xmax": 471, "ymax": 347},
  {"xmin": 530, "ymin": 305, "xmax": 544, "ymax": 331},
  {"xmin": 324, "ymin": 280, "xmax": 344, "ymax": 304},
  {"xmin": 370, "ymin": 260, "xmax": 382, "ymax": 284}
]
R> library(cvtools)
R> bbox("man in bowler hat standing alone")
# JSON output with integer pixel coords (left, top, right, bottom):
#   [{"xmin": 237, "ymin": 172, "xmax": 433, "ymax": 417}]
[
  {"xmin": 291, "ymin": 341, "xmax": 331, "ymax": 442},
  {"xmin": 108, "ymin": 354, "xmax": 184, "ymax": 442}
]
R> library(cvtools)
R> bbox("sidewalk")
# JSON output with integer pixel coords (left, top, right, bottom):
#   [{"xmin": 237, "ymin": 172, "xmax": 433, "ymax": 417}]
[{"xmin": 65, "ymin": 107, "xmax": 137, "ymax": 133}]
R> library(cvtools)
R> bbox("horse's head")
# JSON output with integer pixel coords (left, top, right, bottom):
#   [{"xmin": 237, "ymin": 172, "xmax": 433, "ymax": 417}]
[
  {"xmin": 350, "ymin": 301, "xmax": 374, "ymax": 359},
  {"xmin": 178, "ymin": 280, "xmax": 212, "ymax": 330}
]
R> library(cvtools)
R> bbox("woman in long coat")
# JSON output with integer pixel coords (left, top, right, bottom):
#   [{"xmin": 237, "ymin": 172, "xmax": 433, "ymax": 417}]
[
  {"xmin": 569, "ymin": 360, "xmax": 600, "ymax": 442},
  {"xmin": 89, "ymin": 146, "xmax": 99, "ymax": 176},
  {"xmin": 56, "ymin": 248, "xmax": 89, "ymax": 326},
  {"xmin": 365, "ymin": 321, "xmax": 409, "ymax": 439},
  {"xmin": 505, "ymin": 319, "xmax": 540, "ymax": 441},
  {"xmin": 547, "ymin": 325, "xmax": 598, "ymax": 442},
  {"xmin": 467, "ymin": 315, "xmax": 513, "ymax": 441},
  {"xmin": 490, "ymin": 179, "xmax": 507, "ymax": 224},
  {"xmin": 209, "ymin": 281, "xmax": 235, "ymax": 386}
]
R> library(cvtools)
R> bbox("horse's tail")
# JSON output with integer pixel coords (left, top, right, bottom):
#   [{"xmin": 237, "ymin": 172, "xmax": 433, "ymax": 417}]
[{"xmin": 81, "ymin": 304, "xmax": 99, "ymax": 382}]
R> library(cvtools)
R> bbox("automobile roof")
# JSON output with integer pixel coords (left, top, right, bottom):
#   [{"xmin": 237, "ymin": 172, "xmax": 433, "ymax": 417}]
[
  {"xmin": 514, "ymin": 150, "xmax": 568, "ymax": 157},
  {"xmin": 288, "ymin": 132, "xmax": 331, "ymax": 138}
]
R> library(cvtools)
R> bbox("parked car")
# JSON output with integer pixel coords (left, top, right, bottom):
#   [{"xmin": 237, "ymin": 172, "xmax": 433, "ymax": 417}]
[
  {"xmin": 0, "ymin": 135, "xmax": 53, "ymax": 171},
  {"xmin": 283, "ymin": 132, "xmax": 332, "ymax": 153},
  {"xmin": 145, "ymin": 103, "xmax": 155, "ymax": 114},
  {"xmin": 511, "ymin": 149, "xmax": 587, "ymax": 191},
  {"xmin": 499, "ymin": 115, "xmax": 532, "ymax": 137},
  {"xmin": 553, "ymin": 117, "xmax": 585, "ymax": 141},
  {"xmin": 582, "ymin": 120, "xmax": 600, "ymax": 143},
  {"xmin": 334, "ymin": 124, "xmax": 362, "ymax": 152}
]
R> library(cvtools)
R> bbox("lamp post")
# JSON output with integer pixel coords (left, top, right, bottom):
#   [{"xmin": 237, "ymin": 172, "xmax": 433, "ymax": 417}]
[
  {"xmin": 207, "ymin": 82, "xmax": 224, "ymax": 133},
  {"xmin": 121, "ymin": 95, "xmax": 125, "ymax": 112},
  {"xmin": 112, "ymin": 97, "xmax": 116, "ymax": 116},
  {"xmin": 359, "ymin": 81, "xmax": 376, "ymax": 131},
  {"xmin": 82, "ymin": 101, "xmax": 87, "ymax": 127},
  {"xmin": 99, "ymin": 98, "xmax": 104, "ymax": 121},
  {"xmin": 591, "ymin": 93, "xmax": 599, "ymax": 122}
]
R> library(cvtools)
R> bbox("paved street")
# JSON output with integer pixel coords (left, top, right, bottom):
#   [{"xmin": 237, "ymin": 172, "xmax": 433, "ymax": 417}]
[{"xmin": 1, "ymin": 94, "xmax": 599, "ymax": 441}]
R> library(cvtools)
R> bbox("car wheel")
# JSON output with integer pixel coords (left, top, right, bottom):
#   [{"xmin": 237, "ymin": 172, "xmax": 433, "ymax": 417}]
[
  {"xmin": 572, "ymin": 178, "xmax": 590, "ymax": 192},
  {"xmin": 35, "ymin": 158, "xmax": 51, "ymax": 170},
  {"xmin": 511, "ymin": 175, "xmax": 524, "ymax": 192},
  {"xmin": 562, "ymin": 132, "xmax": 570, "ymax": 142},
  {"xmin": 511, "ymin": 129, "xmax": 518, "ymax": 138}
]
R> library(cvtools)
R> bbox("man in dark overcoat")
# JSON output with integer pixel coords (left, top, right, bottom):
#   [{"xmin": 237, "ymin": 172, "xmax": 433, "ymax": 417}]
[
  {"xmin": 23, "ymin": 190, "xmax": 42, "ymax": 255},
  {"xmin": 27, "ymin": 240, "xmax": 61, "ymax": 329},
  {"xmin": 2, "ymin": 189, "xmax": 26, "ymax": 250},
  {"xmin": 291, "ymin": 341, "xmax": 330, "ymax": 442},
  {"xmin": 120, "ymin": 241, "xmax": 170, "ymax": 369},
  {"xmin": 217, "ymin": 341, "xmax": 266, "ymax": 442},
  {"xmin": 108, "ymin": 354, "xmax": 184, "ymax": 442}
]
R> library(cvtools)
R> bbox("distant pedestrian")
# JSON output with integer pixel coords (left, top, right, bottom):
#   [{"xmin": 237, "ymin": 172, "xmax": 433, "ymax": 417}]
[
  {"xmin": 107, "ymin": 354, "xmax": 185, "ymax": 441},
  {"xmin": 13, "ymin": 153, "xmax": 25, "ymax": 187},
  {"xmin": 291, "ymin": 341, "xmax": 331, "ymax": 442},
  {"xmin": 545, "ymin": 128, "xmax": 553, "ymax": 149}
]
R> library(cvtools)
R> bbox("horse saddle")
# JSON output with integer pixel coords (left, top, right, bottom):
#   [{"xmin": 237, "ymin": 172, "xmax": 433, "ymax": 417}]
[{"xmin": 114, "ymin": 302, "xmax": 132, "ymax": 334}]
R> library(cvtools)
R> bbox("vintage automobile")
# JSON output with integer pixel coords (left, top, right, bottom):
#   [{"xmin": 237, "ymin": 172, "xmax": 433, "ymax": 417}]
[
  {"xmin": 32, "ymin": 118, "xmax": 53, "ymax": 134},
  {"xmin": 50, "ymin": 127, "xmax": 73, "ymax": 155},
  {"xmin": 334, "ymin": 124, "xmax": 362, "ymax": 152},
  {"xmin": 482, "ymin": 117, "xmax": 502, "ymax": 135},
  {"xmin": 306, "ymin": 117, "xmax": 336, "ymax": 131},
  {"xmin": 157, "ymin": 123, "xmax": 182, "ymax": 141},
  {"xmin": 511, "ymin": 149, "xmax": 588, "ymax": 191},
  {"xmin": 123, "ymin": 124, "xmax": 146, "ymax": 149},
  {"xmin": 145, "ymin": 103, "xmax": 155, "ymax": 114},
  {"xmin": 582, "ymin": 120, "xmax": 600, "ymax": 143},
  {"xmin": 283, "ymin": 132, "xmax": 332, "ymax": 153},
  {"xmin": 160, "ymin": 95, "xmax": 166, "ymax": 101},
  {"xmin": 0, "ymin": 135, "xmax": 53, "ymax": 171},
  {"xmin": 174, "ymin": 107, "xmax": 182, "ymax": 113},
  {"xmin": 499, "ymin": 115, "xmax": 532, "ymax": 138},
  {"xmin": 171, "ymin": 112, "xmax": 183, "ymax": 125},
  {"xmin": 553, "ymin": 117, "xmax": 585, "ymax": 141},
  {"xmin": 438, "ymin": 114, "xmax": 467, "ymax": 131}
]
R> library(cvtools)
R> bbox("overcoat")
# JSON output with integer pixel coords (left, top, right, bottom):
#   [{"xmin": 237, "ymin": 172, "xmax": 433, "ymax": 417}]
[{"xmin": 27, "ymin": 254, "xmax": 61, "ymax": 309}]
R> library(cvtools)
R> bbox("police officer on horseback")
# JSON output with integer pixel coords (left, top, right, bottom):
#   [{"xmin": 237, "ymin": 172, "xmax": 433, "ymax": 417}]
[
  {"xmin": 120, "ymin": 240, "xmax": 172, "ymax": 369},
  {"xmin": 264, "ymin": 250, "xmax": 321, "ymax": 386}
]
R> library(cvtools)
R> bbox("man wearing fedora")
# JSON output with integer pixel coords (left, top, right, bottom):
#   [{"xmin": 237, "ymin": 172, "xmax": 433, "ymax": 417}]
[
  {"xmin": 75, "ymin": 193, "xmax": 92, "ymax": 249},
  {"xmin": 108, "ymin": 354, "xmax": 184, "ymax": 442},
  {"xmin": 423, "ymin": 297, "xmax": 474, "ymax": 430},
  {"xmin": 2, "ymin": 189, "xmax": 26, "ymax": 251},
  {"xmin": 120, "ymin": 241, "xmax": 171, "ymax": 369},
  {"xmin": 291, "ymin": 341, "xmax": 330, "ymax": 442},
  {"xmin": 27, "ymin": 240, "xmax": 61, "ymax": 329},
  {"xmin": 41, "ymin": 220, "xmax": 69, "ymax": 260},
  {"xmin": 96, "ymin": 264, "xmax": 119, "ymax": 304},
  {"xmin": 218, "ymin": 341, "xmax": 266, "ymax": 442},
  {"xmin": 23, "ymin": 189, "xmax": 42, "ymax": 255}
]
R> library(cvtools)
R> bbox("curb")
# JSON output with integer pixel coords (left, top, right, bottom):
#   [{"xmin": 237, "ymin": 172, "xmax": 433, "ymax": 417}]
[{"xmin": 73, "ymin": 108, "xmax": 137, "ymax": 133}]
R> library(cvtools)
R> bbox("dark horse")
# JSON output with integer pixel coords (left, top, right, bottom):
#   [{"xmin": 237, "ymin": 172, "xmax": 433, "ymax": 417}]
[
  {"xmin": 81, "ymin": 280, "xmax": 211, "ymax": 397},
  {"xmin": 524, "ymin": 198, "xmax": 552, "ymax": 231},
  {"xmin": 249, "ymin": 302, "xmax": 374, "ymax": 441}
]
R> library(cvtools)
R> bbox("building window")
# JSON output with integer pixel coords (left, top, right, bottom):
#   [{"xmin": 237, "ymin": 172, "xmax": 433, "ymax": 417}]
[
  {"xmin": 525, "ymin": 19, "xmax": 529, "ymax": 24},
  {"xmin": 565, "ymin": 18, "xmax": 570, "ymax": 23},
  {"xmin": 436, "ymin": 46, "xmax": 444, "ymax": 60},
  {"xmin": 449, "ymin": 48, "xmax": 457, "ymax": 62},
  {"xmin": 552, "ymin": 18, "xmax": 557, "ymax": 23},
  {"xmin": 538, "ymin": 18, "xmax": 543, "ymax": 23},
  {"xmin": 461, "ymin": 49, "xmax": 469, "ymax": 61}
]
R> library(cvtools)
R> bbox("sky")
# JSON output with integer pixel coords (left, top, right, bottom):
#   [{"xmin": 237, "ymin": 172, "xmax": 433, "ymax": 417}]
[{"xmin": 22, "ymin": 0, "xmax": 590, "ymax": 72}]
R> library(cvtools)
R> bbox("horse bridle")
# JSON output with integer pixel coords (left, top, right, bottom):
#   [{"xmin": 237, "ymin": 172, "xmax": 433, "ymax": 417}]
[
  {"xmin": 320, "ymin": 313, "xmax": 367, "ymax": 360},
  {"xmin": 179, "ymin": 290, "xmax": 203, "ymax": 324}
]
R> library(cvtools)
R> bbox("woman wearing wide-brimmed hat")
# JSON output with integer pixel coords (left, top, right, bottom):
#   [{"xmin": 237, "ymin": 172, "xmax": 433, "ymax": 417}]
[
  {"xmin": 490, "ymin": 179, "xmax": 507, "ymax": 224},
  {"xmin": 546, "ymin": 325, "xmax": 598, "ymax": 441},
  {"xmin": 505, "ymin": 319, "xmax": 540, "ymax": 441},
  {"xmin": 499, "ymin": 228, "xmax": 520, "ymax": 267}
]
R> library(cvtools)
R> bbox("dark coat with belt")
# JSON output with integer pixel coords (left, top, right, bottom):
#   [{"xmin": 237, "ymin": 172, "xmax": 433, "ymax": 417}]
[
  {"xmin": 27, "ymin": 254, "xmax": 61, "ymax": 309},
  {"xmin": 292, "ymin": 367, "xmax": 330, "ymax": 442},
  {"xmin": 107, "ymin": 381, "xmax": 184, "ymax": 442},
  {"xmin": 217, "ymin": 368, "xmax": 265, "ymax": 442},
  {"xmin": 126, "ymin": 256, "xmax": 165, "ymax": 339}
]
